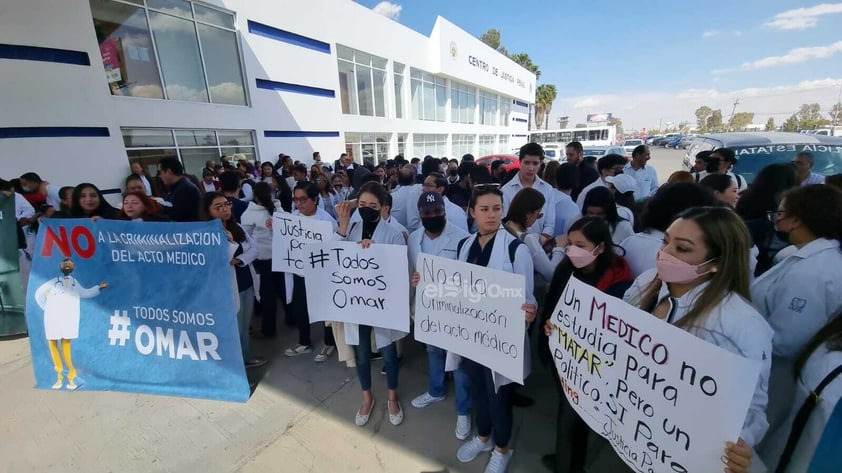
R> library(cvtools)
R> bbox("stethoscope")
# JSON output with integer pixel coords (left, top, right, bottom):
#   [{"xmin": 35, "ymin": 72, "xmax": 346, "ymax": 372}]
[{"xmin": 53, "ymin": 277, "xmax": 77, "ymax": 289}]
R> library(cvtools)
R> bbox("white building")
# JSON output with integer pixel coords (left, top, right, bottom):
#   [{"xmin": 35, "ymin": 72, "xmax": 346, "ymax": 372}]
[{"xmin": 0, "ymin": 0, "xmax": 535, "ymax": 197}]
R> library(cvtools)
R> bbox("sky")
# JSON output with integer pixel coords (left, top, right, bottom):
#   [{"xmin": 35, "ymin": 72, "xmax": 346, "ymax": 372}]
[{"xmin": 355, "ymin": 0, "xmax": 842, "ymax": 131}]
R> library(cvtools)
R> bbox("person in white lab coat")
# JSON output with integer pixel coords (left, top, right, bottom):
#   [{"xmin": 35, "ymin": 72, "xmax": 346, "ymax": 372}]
[
  {"xmin": 34, "ymin": 258, "xmax": 107, "ymax": 390},
  {"xmin": 750, "ymin": 184, "xmax": 842, "ymax": 438},
  {"xmin": 441, "ymin": 184, "xmax": 537, "ymax": 473},
  {"xmin": 422, "ymin": 173, "xmax": 469, "ymax": 232},
  {"xmin": 624, "ymin": 206, "xmax": 773, "ymax": 472},
  {"xmin": 621, "ymin": 182, "xmax": 716, "ymax": 278},
  {"xmin": 334, "ymin": 181, "xmax": 408, "ymax": 427},
  {"xmin": 407, "ymin": 191, "xmax": 473, "ymax": 440},
  {"xmin": 759, "ymin": 310, "xmax": 842, "ymax": 472},
  {"xmin": 503, "ymin": 187, "xmax": 566, "ymax": 286}
]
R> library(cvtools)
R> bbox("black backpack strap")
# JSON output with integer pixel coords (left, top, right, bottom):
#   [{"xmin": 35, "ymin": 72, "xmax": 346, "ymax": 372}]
[
  {"xmin": 776, "ymin": 364, "xmax": 842, "ymax": 473},
  {"xmin": 456, "ymin": 236, "xmax": 469, "ymax": 259},
  {"xmin": 735, "ymin": 173, "xmax": 743, "ymax": 188},
  {"xmin": 508, "ymin": 238, "xmax": 523, "ymax": 264}
]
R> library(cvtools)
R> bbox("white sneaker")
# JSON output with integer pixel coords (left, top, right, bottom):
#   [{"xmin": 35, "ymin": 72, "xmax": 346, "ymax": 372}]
[
  {"xmin": 457, "ymin": 436, "xmax": 493, "ymax": 463},
  {"xmin": 284, "ymin": 344, "xmax": 312, "ymax": 357},
  {"xmin": 411, "ymin": 391, "xmax": 446, "ymax": 408},
  {"xmin": 483, "ymin": 449, "xmax": 512, "ymax": 473},
  {"xmin": 455, "ymin": 414, "xmax": 471, "ymax": 440},
  {"xmin": 314, "ymin": 345, "xmax": 335, "ymax": 363}
]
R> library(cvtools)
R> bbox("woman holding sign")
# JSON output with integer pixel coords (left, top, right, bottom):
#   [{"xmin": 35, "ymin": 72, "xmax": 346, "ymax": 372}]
[
  {"xmin": 242, "ymin": 182, "xmax": 283, "ymax": 339},
  {"xmin": 540, "ymin": 216, "xmax": 633, "ymax": 472},
  {"xmin": 335, "ymin": 181, "xmax": 407, "ymax": 427},
  {"xmin": 450, "ymin": 183, "xmax": 537, "ymax": 473},
  {"xmin": 624, "ymin": 206, "xmax": 774, "ymax": 473}
]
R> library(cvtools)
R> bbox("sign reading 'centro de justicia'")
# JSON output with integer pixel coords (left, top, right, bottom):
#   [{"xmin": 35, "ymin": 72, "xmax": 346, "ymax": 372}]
[{"xmin": 465, "ymin": 54, "xmax": 528, "ymax": 90}]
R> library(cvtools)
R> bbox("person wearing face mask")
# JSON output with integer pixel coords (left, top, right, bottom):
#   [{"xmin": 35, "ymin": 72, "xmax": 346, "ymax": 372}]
[
  {"xmin": 539, "ymin": 216, "xmax": 633, "ymax": 472},
  {"xmin": 750, "ymin": 185, "xmax": 842, "ymax": 441},
  {"xmin": 624, "ymin": 206, "xmax": 773, "ymax": 473},
  {"xmin": 334, "ymin": 182, "xmax": 407, "ymax": 428},
  {"xmin": 423, "ymin": 173, "xmax": 468, "ymax": 232},
  {"xmin": 406, "ymin": 191, "xmax": 472, "ymax": 440}
]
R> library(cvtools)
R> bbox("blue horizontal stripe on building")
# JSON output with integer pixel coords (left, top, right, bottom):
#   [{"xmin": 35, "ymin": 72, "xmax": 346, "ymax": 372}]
[
  {"xmin": 0, "ymin": 127, "xmax": 110, "ymax": 139},
  {"xmin": 513, "ymin": 118, "xmax": 527, "ymax": 123},
  {"xmin": 255, "ymin": 79, "xmax": 335, "ymax": 98},
  {"xmin": 513, "ymin": 100, "xmax": 529, "ymax": 108},
  {"xmin": 264, "ymin": 131, "xmax": 340, "ymax": 138},
  {"xmin": 0, "ymin": 44, "xmax": 90, "ymax": 66},
  {"xmin": 247, "ymin": 20, "xmax": 331, "ymax": 54}
]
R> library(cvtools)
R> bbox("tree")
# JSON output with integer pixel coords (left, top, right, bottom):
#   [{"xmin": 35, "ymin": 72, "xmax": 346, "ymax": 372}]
[
  {"xmin": 509, "ymin": 53, "xmax": 540, "ymax": 79},
  {"xmin": 479, "ymin": 28, "xmax": 508, "ymax": 56},
  {"xmin": 829, "ymin": 102, "xmax": 842, "ymax": 126},
  {"xmin": 765, "ymin": 117, "xmax": 776, "ymax": 131},
  {"xmin": 574, "ymin": 123, "xmax": 587, "ymax": 128},
  {"xmin": 706, "ymin": 109, "xmax": 724, "ymax": 132},
  {"xmin": 782, "ymin": 114, "xmax": 799, "ymax": 132},
  {"xmin": 796, "ymin": 103, "xmax": 831, "ymax": 129},
  {"xmin": 729, "ymin": 112, "xmax": 755, "ymax": 131},
  {"xmin": 695, "ymin": 106, "xmax": 713, "ymax": 134},
  {"xmin": 533, "ymin": 84, "xmax": 557, "ymax": 130}
]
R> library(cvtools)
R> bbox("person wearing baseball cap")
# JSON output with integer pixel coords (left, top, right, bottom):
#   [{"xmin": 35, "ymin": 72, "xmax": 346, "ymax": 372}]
[{"xmin": 406, "ymin": 190, "xmax": 472, "ymax": 439}]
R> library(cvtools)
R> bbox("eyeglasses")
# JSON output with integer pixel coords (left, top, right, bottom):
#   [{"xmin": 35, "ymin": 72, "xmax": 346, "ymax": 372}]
[
  {"xmin": 211, "ymin": 201, "xmax": 233, "ymax": 211},
  {"xmin": 473, "ymin": 183, "xmax": 502, "ymax": 191},
  {"xmin": 766, "ymin": 210, "xmax": 785, "ymax": 222}
]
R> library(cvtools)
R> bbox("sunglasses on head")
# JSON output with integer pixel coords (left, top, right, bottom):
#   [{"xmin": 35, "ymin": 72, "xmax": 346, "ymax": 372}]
[{"xmin": 473, "ymin": 183, "xmax": 501, "ymax": 191}]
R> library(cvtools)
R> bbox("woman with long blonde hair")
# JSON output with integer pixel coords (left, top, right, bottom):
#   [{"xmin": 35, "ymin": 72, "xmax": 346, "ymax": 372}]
[{"xmin": 624, "ymin": 206, "xmax": 773, "ymax": 473}]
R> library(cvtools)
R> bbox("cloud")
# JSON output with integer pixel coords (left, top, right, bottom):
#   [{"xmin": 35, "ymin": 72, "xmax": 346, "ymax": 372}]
[
  {"xmin": 372, "ymin": 1, "xmax": 402, "ymax": 21},
  {"xmin": 712, "ymin": 41, "xmax": 842, "ymax": 74},
  {"xmin": 764, "ymin": 3, "xmax": 842, "ymax": 30},
  {"xmin": 552, "ymin": 78, "xmax": 842, "ymax": 130},
  {"xmin": 703, "ymin": 30, "xmax": 720, "ymax": 38}
]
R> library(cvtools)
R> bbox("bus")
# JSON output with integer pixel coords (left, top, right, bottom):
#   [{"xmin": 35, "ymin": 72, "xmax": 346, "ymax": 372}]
[{"xmin": 529, "ymin": 125, "xmax": 618, "ymax": 148}]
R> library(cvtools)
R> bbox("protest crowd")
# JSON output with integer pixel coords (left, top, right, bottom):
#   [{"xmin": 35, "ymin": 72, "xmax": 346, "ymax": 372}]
[{"xmin": 4, "ymin": 142, "xmax": 842, "ymax": 473}]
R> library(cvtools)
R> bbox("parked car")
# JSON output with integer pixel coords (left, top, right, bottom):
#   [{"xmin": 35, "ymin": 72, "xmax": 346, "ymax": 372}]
[
  {"xmin": 651, "ymin": 136, "xmax": 673, "ymax": 146},
  {"xmin": 677, "ymin": 136, "xmax": 695, "ymax": 149},
  {"xmin": 683, "ymin": 132, "xmax": 842, "ymax": 184},
  {"xmin": 645, "ymin": 135, "xmax": 663, "ymax": 145},
  {"xmin": 666, "ymin": 135, "xmax": 685, "ymax": 149},
  {"xmin": 622, "ymin": 139, "xmax": 644, "ymax": 154},
  {"xmin": 476, "ymin": 154, "xmax": 520, "ymax": 171},
  {"xmin": 582, "ymin": 146, "xmax": 627, "ymax": 159},
  {"xmin": 543, "ymin": 144, "xmax": 561, "ymax": 161}
]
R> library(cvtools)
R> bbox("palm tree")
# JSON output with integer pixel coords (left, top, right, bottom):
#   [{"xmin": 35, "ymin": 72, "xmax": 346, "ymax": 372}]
[{"xmin": 534, "ymin": 84, "xmax": 557, "ymax": 130}]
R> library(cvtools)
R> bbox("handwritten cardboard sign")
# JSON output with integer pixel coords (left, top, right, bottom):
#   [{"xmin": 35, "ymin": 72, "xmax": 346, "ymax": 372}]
[
  {"xmin": 271, "ymin": 212, "xmax": 334, "ymax": 275},
  {"xmin": 548, "ymin": 277, "xmax": 760, "ymax": 473},
  {"xmin": 414, "ymin": 254, "xmax": 526, "ymax": 383}
]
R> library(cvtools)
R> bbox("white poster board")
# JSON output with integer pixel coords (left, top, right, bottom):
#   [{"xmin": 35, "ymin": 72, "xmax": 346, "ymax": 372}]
[
  {"xmin": 548, "ymin": 277, "xmax": 761, "ymax": 473},
  {"xmin": 271, "ymin": 212, "xmax": 334, "ymax": 275},
  {"xmin": 414, "ymin": 254, "xmax": 526, "ymax": 384},
  {"xmin": 302, "ymin": 241, "xmax": 410, "ymax": 332}
]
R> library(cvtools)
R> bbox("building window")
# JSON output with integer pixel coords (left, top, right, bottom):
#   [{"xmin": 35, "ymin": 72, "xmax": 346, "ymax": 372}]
[
  {"xmin": 479, "ymin": 135, "xmax": 496, "ymax": 156},
  {"xmin": 122, "ymin": 128, "xmax": 256, "ymax": 177},
  {"xmin": 337, "ymin": 45, "xmax": 387, "ymax": 117},
  {"xmin": 410, "ymin": 69, "xmax": 446, "ymax": 122},
  {"xmin": 452, "ymin": 134, "xmax": 476, "ymax": 158},
  {"xmin": 413, "ymin": 134, "xmax": 446, "ymax": 158},
  {"xmin": 498, "ymin": 135, "xmax": 510, "ymax": 154},
  {"xmin": 500, "ymin": 99, "xmax": 511, "ymax": 127},
  {"xmin": 90, "ymin": 0, "xmax": 246, "ymax": 105},
  {"xmin": 394, "ymin": 63, "xmax": 405, "ymax": 119},
  {"xmin": 345, "ymin": 133, "xmax": 391, "ymax": 164},
  {"xmin": 397, "ymin": 133, "xmax": 407, "ymax": 157},
  {"xmin": 451, "ymin": 82, "xmax": 476, "ymax": 124},
  {"xmin": 480, "ymin": 90, "xmax": 498, "ymax": 126}
]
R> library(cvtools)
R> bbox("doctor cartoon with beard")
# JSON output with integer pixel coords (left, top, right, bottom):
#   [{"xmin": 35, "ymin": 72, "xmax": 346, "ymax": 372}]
[{"xmin": 34, "ymin": 258, "xmax": 107, "ymax": 390}]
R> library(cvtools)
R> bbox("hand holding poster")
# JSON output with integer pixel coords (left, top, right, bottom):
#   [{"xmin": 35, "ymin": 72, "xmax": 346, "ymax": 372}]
[
  {"xmin": 548, "ymin": 277, "xmax": 760, "ymax": 473},
  {"xmin": 302, "ymin": 241, "xmax": 409, "ymax": 332},
  {"xmin": 414, "ymin": 254, "xmax": 526, "ymax": 384},
  {"xmin": 25, "ymin": 219, "xmax": 249, "ymax": 402},
  {"xmin": 271, "ymin": 211, "xmax": 334, "ymax": 275}
]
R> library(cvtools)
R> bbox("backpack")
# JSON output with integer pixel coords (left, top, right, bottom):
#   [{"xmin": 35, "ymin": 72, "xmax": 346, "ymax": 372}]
[{"xmin": 456, "ymin": 230, "xmax": 523, "ymax": 265}]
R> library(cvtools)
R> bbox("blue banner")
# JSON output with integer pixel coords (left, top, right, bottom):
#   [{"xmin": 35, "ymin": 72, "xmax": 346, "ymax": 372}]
[{"xmin": 25, "ymin": 219, "xmax": 249, "ymax": 402}]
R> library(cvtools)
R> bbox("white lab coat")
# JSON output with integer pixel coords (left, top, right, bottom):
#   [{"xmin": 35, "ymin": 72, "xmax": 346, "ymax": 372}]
[
  {"xmin": 502, "ymin": 173, "xmax": 557, "ymax": 236},
  {"xmin": 407, "ymin": 221, "xmax": 471, "ymax": 313},
  {"xmin": 625, "ymin": 268, "xmax": 774, "ymax": 447},
  {"xmin": 749, "ymin": 238, "xmax": 842, "ymax": 433},
  {"xmin": 334, "ymin": 218, "xmax": 408, "ymax": 351},
  {"xmin": 35, "ymin": 276, "xmax": 100, "ymax": 340},
  {"xmin": 445, "ymin": 227, "xmax": 536, "ymax": 392},
  {"xmin": 620, "ymin": 229, "xmax": 664, "ymax": 278},
  {"xmin": 759, "ymin": 345, "xmax": 842, "ymax": 472},
  {"xmin": 390, "ymin": 184, "xmax": 423, "ymax": 232},
  {"xmin": 443, "ymin": 196, "xmax": 469, "ymax": 232},
  {"xmin": 553, "ymin": 189, "xmax": 580, "ymax": 237},
  {"xmin": 241, "ymin": 200, "xmax": 281, "ymax": 261}
]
